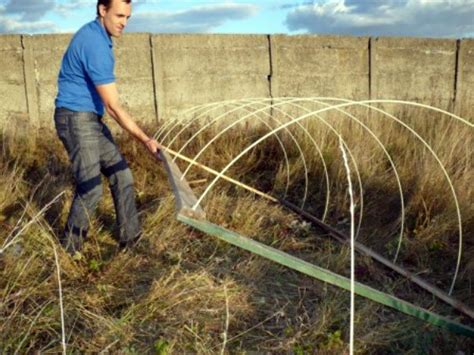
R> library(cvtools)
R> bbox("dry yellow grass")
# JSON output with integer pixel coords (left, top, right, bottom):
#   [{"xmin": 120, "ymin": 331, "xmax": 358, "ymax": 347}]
[{"xmin": 0, "ymin": 103, "xmax": 473, "ymax": 353}]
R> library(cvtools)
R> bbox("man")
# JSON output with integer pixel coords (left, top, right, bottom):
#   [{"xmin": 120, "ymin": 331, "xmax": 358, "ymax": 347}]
[{"xmin": 54, "ymin": 0, "xmax": 160, "ymax": 255}]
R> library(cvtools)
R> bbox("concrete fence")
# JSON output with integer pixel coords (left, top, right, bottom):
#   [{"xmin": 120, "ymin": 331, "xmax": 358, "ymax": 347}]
[{"xmin": 1, "ymin": 33, "xmax": 473, "ymax": 128}]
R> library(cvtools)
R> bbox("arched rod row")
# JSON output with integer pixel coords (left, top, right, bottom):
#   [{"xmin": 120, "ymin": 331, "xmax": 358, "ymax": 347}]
[
  {"xmin": 173, "ymin": 100, "xmax": 314, "ymax": 211},
  {"xmin": 156, "ymin": 99, "xmax": 231, "ymax": 142},
  {"xmin": 158, "ymin": 98, "xmax": 356, "ymax": 225},
  {"xmin": 323, "ymin": 98, "xmax": 468, "ymax": 295},
  {"xmin": 157, "ymin": 97, "xmax": 468, "ymax": 295},
  {"xmin": 168, "ymin": 98, "xmax": 384, "ymax": 256},
  {"xmin": 166, "ymin": 100, "xmax": 309, "ymax": 210},
  {"xmin": 269, "ymin": 99, "xmax": 365, "ymax": 237},
  {"xmin": 158, "ymin": 100, "xmax": 295, "ymax": 205},
  {"xmin": 156, "ymin": 98, "xmax": 287, "ymax": 142},
  {"xmin": 163, "ymin": 97, "xmax": 400, "ymax": 251},
  {"xmin": 154, "ymin": 98, "xmax": 331, "ymax": 221},
  {"xmin": 185, "ymin": 98, "xmax": 467, "ymax": 295},
  {"xmin": 283, "ymin": 98, "xmax": 399, "ymax": 248},
  {"xmin": 168, "ymin": 102, "xmax": 300, "ymax": 203}
]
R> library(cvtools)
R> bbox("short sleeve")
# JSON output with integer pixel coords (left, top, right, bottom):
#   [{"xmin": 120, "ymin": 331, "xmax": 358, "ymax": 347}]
[{"xmin": 82, "ymin": 41, "xmax": 115, "ymax": 86}]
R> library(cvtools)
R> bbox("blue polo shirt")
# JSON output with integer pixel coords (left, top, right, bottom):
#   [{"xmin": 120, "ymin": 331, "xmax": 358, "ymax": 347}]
[{"xmin": 55, "ymin": 18, "xmax": 115, "ymax": 116}]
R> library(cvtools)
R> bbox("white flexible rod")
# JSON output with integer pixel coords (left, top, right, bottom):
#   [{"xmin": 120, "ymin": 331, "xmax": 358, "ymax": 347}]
[
  {"xmin": 192, "ymin": 98, "xmax": 466, "ymax": 295},
  {"xmin": 175, "ymin": 99, "xmax": 310, "ymax": 209}
]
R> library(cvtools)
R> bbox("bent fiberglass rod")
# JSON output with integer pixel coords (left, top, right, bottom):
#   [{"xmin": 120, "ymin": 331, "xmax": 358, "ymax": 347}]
[
  {"xmin": 319, "ymin": 98, "xmax": 470, "ymax": 295},
  {"xmin": 164, "ymin": 98, "xmax": 310, "ymax": 210},
  {"xmin": 160, "ymin": 97, "xmax": 405, "ymax": 246},
  {"xmin": 158, "ymin": 97, "xmax": 467, "ymax": 298},
  {"xmin": 160, "ymin": 145, "xmax": 474, "ymax": 320},
  {"xmin": 165, "ymin": 97, "xmax": 401, "ymax": 247},
  {"xmin": 189, "ymin": 98, "xmax": 466, "ymax": 296},
  {"xmin": 267, "ymin": 96, "xmax": 469, "ymax": 290},
  {"xmin": 156, "ymin": 98, "xmax": 321, "ymax": 211},
  {"xmin": 157, "ymin": 98, "xmax": 355, "ymax": 231},
  {"xmin": 160, "ymin": 98, "xmax": 342, "ymax": 224},
  {"xmin": 275, "ymin": 97, "xmax": 401, "ymax": 246},
  {"xmin": 166, "ymin": 100, "xmax": 299, "ymax": 202},
  {"xmin": 156, "ymin": 99, "xmax": 298, "ymax": 199},
  {"xmin": 171, "ymin": 99, "xmax": 334, "ymax": 213}
]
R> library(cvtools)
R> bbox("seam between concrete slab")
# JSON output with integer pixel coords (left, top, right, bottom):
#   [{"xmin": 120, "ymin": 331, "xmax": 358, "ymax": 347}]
[
  {"xmin": 151, "ymin": 36, "xmax": 166, "ymax": 121},
  {"xmin": 368, "ymin": 37, "xmax": 373, "ymax": 100},
  {"xmin": 267, "ymin": 34, "xmax": 274, "ymax": 117},
  {"xmin": 453, "ymin": 39, "xmax": 461, "ymax": 114},
  {"xmin": 149, "ymin": 34, "xmax": 159, "ymax": 122},
  {"xmin": 21, "ymin": 35, "xmax": 39, "ymax": 127},
  {"xmin": 20, "ymin": 35, "xmax": 30, "ymax": 118}
]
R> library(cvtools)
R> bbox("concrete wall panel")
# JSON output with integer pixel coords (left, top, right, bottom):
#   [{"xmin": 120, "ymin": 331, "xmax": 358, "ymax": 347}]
[
  {"xmin": 23, "ymin": 33, "xmax": 155, "ymax": 126},
  {"xmin": 271, "ymin": 35, "xmax": 369, "ymax": 99},
  {"xmin": 23, "ymin": 34, "xmax": 72, "ymax": 126},
  {"xmin": 456, "ymin": 39, "xmax": 474, "ymax": 119},
  {"xmin": 371, "ymin": 37, "xmax": 457, "ymax": 110},
  {"xmin": 151, "ymin": 34, "xmax": 271, "ymax": 120},
  {"xmin": 1, "ymin": 33, "xmax": 473, "ymax": 129},
  {"xmin": 0, "ymin": 50, "xmax": 24, "ymax": 81},
  {"xmin": 114, "ymin": 33, "xmax": 156, "ymax": 123},
  {"xmin": 0, "ymin": 35, "xmax": 27, "ymax": 122}
]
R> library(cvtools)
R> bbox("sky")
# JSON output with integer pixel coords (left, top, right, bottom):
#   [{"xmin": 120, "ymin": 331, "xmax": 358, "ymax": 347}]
[{"xmin": 0, "ymin": 0, "xmax": 473, "ymax": 38}]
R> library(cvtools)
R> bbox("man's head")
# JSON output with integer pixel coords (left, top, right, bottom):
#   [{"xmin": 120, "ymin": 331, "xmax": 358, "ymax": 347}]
[{"xmin": 97, "ymin": 0, "xmax": 132, "ymax": 38}]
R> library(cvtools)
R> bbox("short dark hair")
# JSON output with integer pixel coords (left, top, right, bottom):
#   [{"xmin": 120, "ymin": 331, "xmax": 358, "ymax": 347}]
[{"xmin": 97, "ymin": 0, "xmax": 131, "ymax": 17}]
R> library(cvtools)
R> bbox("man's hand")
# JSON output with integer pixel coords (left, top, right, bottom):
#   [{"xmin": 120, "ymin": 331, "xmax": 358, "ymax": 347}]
[
  {"xmin": 96, "ymin": 83, "xmax": 163, "ymax": 161},
  {"xmin": 144, "ymin": 138, "xmax": 162, "ymax": 160}
]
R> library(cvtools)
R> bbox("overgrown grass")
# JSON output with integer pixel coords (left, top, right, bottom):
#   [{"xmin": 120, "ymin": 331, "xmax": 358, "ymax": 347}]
[{"xmin": 0, "ymin": 104, "xmax": 473, "ymax": 353}]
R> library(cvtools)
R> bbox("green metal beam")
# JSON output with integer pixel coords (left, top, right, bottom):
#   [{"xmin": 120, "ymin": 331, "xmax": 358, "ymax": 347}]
[
  {"xmin": 160, "ymin": 149, "xmax": 473, "ymax": 337},
  {"xmin": 178, "ymin": 214, "xmax": 474, "ymax": 337}
]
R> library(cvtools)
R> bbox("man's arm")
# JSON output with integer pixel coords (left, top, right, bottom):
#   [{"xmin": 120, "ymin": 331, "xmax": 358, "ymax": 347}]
[{"xmin": 96, "ymin": 82, "xmax": 161, "ymax": 156}]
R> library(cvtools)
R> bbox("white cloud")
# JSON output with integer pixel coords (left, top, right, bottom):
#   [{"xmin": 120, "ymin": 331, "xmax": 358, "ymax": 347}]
[
  {"xmin": 0, "ymin": 16, "xmax": 58, "ymax": 33},
  {"xmin": 55, "ymin": 0, "xmax": 95, "ymax": 17},
  {"xmin": 0, "ymin": 0, "xmax": 61, "ymax": 33},
  {"xmin": 285, "ymin": 0, "xmax": 474, "ymax": 38},
  {"xmin": 5, "ymin": 0, "xmax": 55, "ymax": 21},
  {"xmin": 55, "ymin": 0, "xmax": 150, "ymax": 17},
  {"xmin": 126, "ymin": 3, "xmax": 259, "ymax": 33}
]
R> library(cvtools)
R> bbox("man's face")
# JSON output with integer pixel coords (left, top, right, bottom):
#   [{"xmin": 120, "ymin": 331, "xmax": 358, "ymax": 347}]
[{"xmin": 99, "ymin": 0, "xmax": 131, "ymax": 38}]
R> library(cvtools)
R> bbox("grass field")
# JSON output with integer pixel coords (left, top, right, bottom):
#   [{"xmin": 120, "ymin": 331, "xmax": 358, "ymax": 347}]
[{"xmin": 0, "ymin": 101, "xmax": 473, "ymax": 353}]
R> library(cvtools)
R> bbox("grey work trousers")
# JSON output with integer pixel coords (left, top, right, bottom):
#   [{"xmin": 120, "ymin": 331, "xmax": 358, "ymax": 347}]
[{"xmin": 54, "ymin": 107, "xmax": 141, "ymax": 253}]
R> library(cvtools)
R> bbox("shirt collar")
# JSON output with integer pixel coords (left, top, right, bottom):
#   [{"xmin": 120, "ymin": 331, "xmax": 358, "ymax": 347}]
[{"xmin": 94, "ymin": 17, "xmax": 113, "ymax": 48}]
